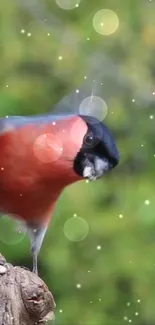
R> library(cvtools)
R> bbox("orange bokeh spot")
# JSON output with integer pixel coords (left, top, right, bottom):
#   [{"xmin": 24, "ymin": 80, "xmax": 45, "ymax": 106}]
[{"xmin": 33, "ymin": 133, "xmax": 63, "ymax": 163}]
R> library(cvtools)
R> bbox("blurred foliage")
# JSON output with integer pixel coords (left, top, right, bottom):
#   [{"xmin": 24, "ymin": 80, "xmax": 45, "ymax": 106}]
[{"xmin": 0, "ymin": 0, "xmax": 155, "ymax": 324}]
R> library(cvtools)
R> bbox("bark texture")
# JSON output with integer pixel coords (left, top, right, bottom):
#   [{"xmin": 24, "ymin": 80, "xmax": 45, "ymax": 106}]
[{"xmin": 0, "ymin": 254, "xmax": 56, "ymax": 325}]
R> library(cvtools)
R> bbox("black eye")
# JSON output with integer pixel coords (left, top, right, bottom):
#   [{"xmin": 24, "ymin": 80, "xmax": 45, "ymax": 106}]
[{"xmin": 84, "ymin": 132, "xmax": 95, "ymax": 146}]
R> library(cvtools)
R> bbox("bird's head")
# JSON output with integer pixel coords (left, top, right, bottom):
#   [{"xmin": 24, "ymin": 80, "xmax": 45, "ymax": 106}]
[{"xmin": 73, "ymin": 115, "xmax": 119, "ymax": 181}]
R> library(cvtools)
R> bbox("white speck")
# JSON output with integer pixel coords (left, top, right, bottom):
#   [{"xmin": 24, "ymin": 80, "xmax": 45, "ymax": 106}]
[
  {"xmin": 86, "ymin": 179, "xmax": 89, "ymax": 183},
  {"xmin": 93, "ymin": 80, "xmax": 95, "ymax": 82},
  {"xmin": 119, "ymin": 214, "xmax": 123, "ymax": 219},
  {"xmin": 154, "ymin": 154, "xmax": 155, "ymax": 157},
  {"xmin": 141, "ymin": 144, "xmax": 144, "ymax": 147},
  {"xmin": 27, "ymin": 32, "xmax": 31, "ymax": 37},
  {"xmin": 52, "ymin": 122, "xmax": 56, "ymax": 126},
  {"xmin": 75, "ymin": 3, "xmax": 79, "ymax": 7},
  {"xmin": 60, "ymin": 147, "xmax": 63, "ymax": 152},
  {"xmin": 101, "ymin": 83, "xmax": 103, "ymax": 85},
  {"xmin": 76, "ymin": 89, "xmax": 79, "ymax": 93},
  {"xmin": 84, "ymin": 76, "xmax": 87, "ymax": 79},
  {"xmin": 137, "ymin": 299, "xmax": 140, "ymax": 303},
  {"xmin": 90, "ymin": 301, "xmax": 92, "ymax": 304},
  {"xmin": 87, "ymin": 37, "xmax": 90, "ymax": 41},
  {"xmin": 123, "ymin": 316, "xmax": 128, "ymax": 321},
  {"xmin": 73, "ymin": 214, "xmax": 77, "ymax": 217},
  {"xmin": 126, "ymin": 302, "xmax": 131, "ymax": 307},
  {"xmin": 58, "ymin": 56, "xmax": 63, "ymax": 60},
  {"xmin": 47, "ymin": 33, "xmax": 50, "ymax": 36},
  {"xmin": 76, "ymin": 283, "xmax": 81, "ymax": 289},
  {"xmin": 101, "ymin": 22, "xmax": 104, "ymax": 26},
  {"xmin": 135, "ymin": 312, "xmax": 139, "ymax": 316},
  {"xmin": 99, "ymin": 298, "xmax": 101, "ymax": 301},
  {"xmin": 6, "ymin": 85, "xmax": 8, "ymax": 88},
  {"xmin": 43, "ymin": 134, "xmax": 47, "ymax": 138},
  {"xmin": 128, "ymin": 320, "xmax": 132, "ymax": 323},
  {"xmin": 88, "ymin": 270, "xmax": 90, "ymax": 273},
  {"xmin": 20, "ymin": 29, "xmax": 25, "ymax": 34},
  {"xmin": 149, "ymin": 115, "xmax": 154, "ymax": 119},
  {"xmin": 33, "ymin": 229, "xmax": 37, "ymax": 233},
  {"xmin": 1, "ymin": 167, "xmax": 4, "ymax": 171},
  {"xmin": 62, "ymin": 129, "xmax": 65, "ymax": 133},
  {"xmin": 97, "ymin": 245, "xmax": 101, "ymax": 250},
  {"xmin": 132, "ymin": 99, "xmax": 135, "ymax": 102},
  {"xmin": 59, "ymin": 309, "xmax": 63, "ymax": 313},
  {"xmin": 153, "ymin": 92, "xmax": 155, "ymax": 95},
  {"xmin": 145, "ymin": 200, "xmax": 150, "ymax": 205},
  {"xmin": 5, "ymin": 115, "xmax": 8, "ymax": 118}
]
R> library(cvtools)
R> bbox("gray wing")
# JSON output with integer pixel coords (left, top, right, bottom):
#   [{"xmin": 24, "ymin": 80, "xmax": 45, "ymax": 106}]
[{"xmin": 0, "ymin": 114, "xmax": 75, "ymax": 135}]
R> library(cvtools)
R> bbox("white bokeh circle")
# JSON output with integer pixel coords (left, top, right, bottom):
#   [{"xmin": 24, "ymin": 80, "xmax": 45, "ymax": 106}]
[
  {"xmin": 79, "ymin": 95, "xmax": 108, "ymax": 121},
  {"xmin": 55, "ymin": 0, "xmax": 81, "ymax": 10},
  {"xmin": 0, "ymin": 215, "xmax": 26, "ymax": 245},
  {"xmin": 93, "ymin": 9, "xmax": 119, "ymax": 36},
  {"xmin": 63, "ymin": 216, "xmax": 89, "ymax": 241}
]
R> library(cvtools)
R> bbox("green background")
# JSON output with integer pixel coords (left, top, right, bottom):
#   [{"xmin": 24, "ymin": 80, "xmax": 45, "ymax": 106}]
[{"xmin": 0, "ymin": 0, "xmax": 155, "ymax": 324}]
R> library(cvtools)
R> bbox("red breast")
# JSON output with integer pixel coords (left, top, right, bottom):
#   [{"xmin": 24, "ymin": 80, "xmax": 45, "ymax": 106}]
[{"xmin": 0, "ymin": 115, "xmax": 87, "ymax": 224}]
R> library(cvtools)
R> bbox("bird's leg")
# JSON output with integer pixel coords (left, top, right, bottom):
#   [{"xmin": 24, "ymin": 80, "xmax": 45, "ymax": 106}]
[
  {"xmin": 27, "ymin": 224, "xmax": 48, "ymax": 275},
  {"xmin": 31, "ymin": 245, "xmax": 38, "ymax": 275}
]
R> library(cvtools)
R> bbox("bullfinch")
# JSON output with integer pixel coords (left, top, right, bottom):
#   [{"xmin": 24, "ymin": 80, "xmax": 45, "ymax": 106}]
[{"xmin": 0, "ymin": 110, "xmax": 119, "ymax": 274}]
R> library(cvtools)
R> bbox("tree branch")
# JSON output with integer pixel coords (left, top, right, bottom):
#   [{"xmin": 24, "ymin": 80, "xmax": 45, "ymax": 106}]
[{"xmin": 0, "ymin": 253, "xmax": 56, "ymax": 325}]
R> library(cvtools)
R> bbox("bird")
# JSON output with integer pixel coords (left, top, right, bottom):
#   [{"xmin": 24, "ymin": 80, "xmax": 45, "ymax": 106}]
[{"xmin": 0, "ymin": 112, "xmax": 119, "ymax": 274}]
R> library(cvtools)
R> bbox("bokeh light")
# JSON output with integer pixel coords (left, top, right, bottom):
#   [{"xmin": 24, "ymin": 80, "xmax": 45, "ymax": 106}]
[
  {"xmin": 33, "ymin": 133, "xmax": 63, "ymax": 163},
  {"xmin": 63, "ymin": 216, "xmax": 89, "ymax": 241},
  {"xmin": 55, "ymin": 0, "xmax": 81, "ymax": 10},
  {"xmin": 93, "ymin": 9, "xmax": 119, "ymax": 35},
  {"xmin": 79, "ymin": 95, "xmax": 108, "ymax": 121},
  {"xmin": 0, "ymin": 215, "xmax": 26, "ymax": 245}
]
